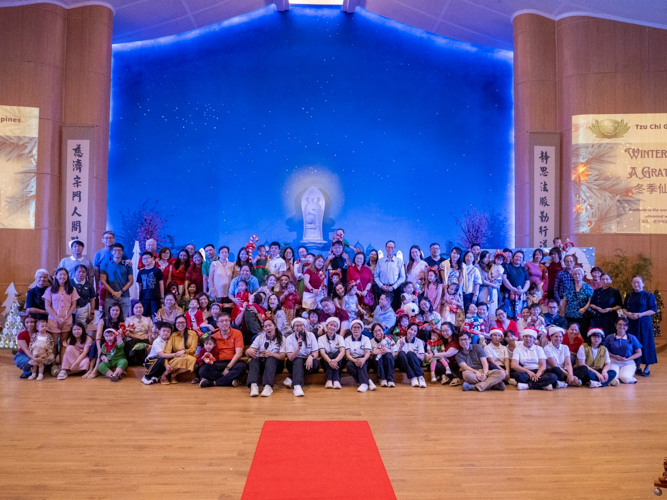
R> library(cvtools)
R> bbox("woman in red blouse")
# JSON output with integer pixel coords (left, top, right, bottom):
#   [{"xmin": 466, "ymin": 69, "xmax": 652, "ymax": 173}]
[
  {"xmin": 347, "ymin": 252, "xmax": 374, "ymax": 311},
  {"xmin": 495, "ymin": 308, "xmax": 519, "ymax": 339},
  {"xmin": 303, "ymin": 254, "xmax": 326, "ymax": 310},
  {"xmin": 170, "ymin": 249, "xmax": 190, "ymax": 294}
]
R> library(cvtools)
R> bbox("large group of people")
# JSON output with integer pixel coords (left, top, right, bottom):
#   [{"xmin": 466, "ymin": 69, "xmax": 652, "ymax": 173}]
[{"xmin": 13, "ymin": 230, "xmax": 658, "ymax": 397}]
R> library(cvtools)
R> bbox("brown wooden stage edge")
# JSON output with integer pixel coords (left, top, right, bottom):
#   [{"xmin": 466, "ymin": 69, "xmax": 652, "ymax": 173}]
[{"xmin": 0, "ymin": 350, "xmax": 666, "ymax": 500}]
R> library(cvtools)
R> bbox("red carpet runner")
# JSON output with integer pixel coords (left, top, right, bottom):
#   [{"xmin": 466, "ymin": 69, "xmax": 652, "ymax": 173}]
[{"xmin": 242, "ymin": 421, "xmax": 396, "ymax": 500}]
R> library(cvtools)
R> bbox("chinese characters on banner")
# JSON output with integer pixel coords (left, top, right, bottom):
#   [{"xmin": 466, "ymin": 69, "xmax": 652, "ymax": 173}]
[
  {"xmin": 65, "ymin": 140, "xmax": 89, "ymax": 254},
  {"xmin": 532, "ymin": 145, "xmax": 556, "ymax": 248},
  {"xmin": 572, "ymin": 113, "xmax": 667, "ymax": 234}
]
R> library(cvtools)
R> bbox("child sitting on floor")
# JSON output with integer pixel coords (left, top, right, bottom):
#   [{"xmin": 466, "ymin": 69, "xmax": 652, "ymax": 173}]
[
  {"xmin": 97, "ymin": 328, "xmax": 128, "ymax": 382},
  {"xmin": 425, "ymin": 329, "xmax": 450, "ymax": 382},
  {"xmin": 193, "ymin": 334, "xmax": 219, "ymax": 385},
  {"xmin": 28, "ymin": 318, "xmax": 55, "ymax": 381},
  {"xmin": 142, "ymin": 322, "xmax": 172, "ymax": 385}
]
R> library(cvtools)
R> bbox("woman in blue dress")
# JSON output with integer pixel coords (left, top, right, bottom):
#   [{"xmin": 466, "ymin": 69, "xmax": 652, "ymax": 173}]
[{"xmin": 623, "ymin": 276, "xmax": 657, "ymax": 377}]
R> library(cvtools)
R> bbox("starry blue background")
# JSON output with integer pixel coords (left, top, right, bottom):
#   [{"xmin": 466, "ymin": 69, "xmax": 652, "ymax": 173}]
[{"xmin": 109, "ymin": 5, "xmax": 514, "ymax": 256}]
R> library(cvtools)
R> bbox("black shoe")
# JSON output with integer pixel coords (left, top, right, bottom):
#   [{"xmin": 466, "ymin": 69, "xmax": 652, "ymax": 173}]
[
  {"xmin": 642, "ymin": 367, "xmax": 651, "ymax": 377},
  {"xmin": 199, "ymin": 378, "xmax": 212, "ymax": 388},
  {"xmin": 20, "ymin": 372, "xmax": 31, "ymax": 379},
  {"xmin": 636, "ymin": 367, "xmax": 642, "ymax": 375}
]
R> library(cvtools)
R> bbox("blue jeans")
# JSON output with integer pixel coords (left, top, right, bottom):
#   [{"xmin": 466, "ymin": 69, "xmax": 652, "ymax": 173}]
[{"xmin": 14, "ymin": 352, "xmax": 32, "ymax": 375}]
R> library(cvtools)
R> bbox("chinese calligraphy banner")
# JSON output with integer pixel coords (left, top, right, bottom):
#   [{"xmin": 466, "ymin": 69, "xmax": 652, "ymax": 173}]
[
  {"xmin": 65, "ymin": 139, "xmax": 90, "ymax": 253},
  {"xmin": 0, "ymin": 105, "xmax": 39, "ymax": 229},
  {"xmin": 572, "ymin": 113, "xmax": 667, "ymax": 234},
  {"xmin": 529, "ymin": 133, "xmax": 560, "ymax": 248}
]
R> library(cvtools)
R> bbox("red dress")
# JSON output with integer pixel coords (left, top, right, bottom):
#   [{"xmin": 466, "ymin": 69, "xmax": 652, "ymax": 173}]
[
  {"xmin": 170, "ymin": 258, "xmax": 188, "ymax": 286},
  {"xmin": 347, "ymin": 265, "xmax": 373, "ymax": 292},
  {"xmin": 495, "ymin": 319, "xmax": 519, "ymax": 338},
  {"xmin": 185, "ymin": 264, "xmax": 204, "ymax": 293}
]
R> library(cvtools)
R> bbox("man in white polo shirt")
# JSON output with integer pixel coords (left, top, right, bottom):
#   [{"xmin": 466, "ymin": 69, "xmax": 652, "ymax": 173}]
[
  {"xmin": 511, "ymin": 327, "xmax": 558, "ymax": 391},
  {"xmin": 266, "ymin": 241, "xmax": 286, "ymax": 276}
]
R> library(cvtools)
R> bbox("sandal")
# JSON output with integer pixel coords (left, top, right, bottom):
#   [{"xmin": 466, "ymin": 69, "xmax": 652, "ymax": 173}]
[
  {"xmin": 57, "ymin": 370, "xmax": 68, "ymax": 380},
  {"xmin": 160, "ymin": 375, "xmax": 170, "ymax": 385},
  {"xmin": 449, "ymin": 378, "xmax": 462, "ymax": 387}
]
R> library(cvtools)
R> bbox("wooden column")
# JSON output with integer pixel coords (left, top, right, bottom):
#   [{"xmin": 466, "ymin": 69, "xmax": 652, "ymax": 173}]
[{"xmin": 513, "ymin": 14, "xmax": 558, "ymax": 247}]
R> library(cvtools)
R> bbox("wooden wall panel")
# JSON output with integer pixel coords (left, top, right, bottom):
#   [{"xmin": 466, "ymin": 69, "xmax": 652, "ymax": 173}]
[
  {"xmin": 515, "ymin": 12, "xmax": 667, "ymax": 295},
  {"xmin": 0, "ymin": 3, "xmax": 112, "ymax": 294}
]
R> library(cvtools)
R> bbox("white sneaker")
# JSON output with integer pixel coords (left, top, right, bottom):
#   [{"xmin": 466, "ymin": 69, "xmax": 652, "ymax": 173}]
[
  {"xmin": 388, "ymin": 381, "xmax": 395, "ymax": 387},
  {"xmin": 609, "ymin": 378, "xmax": 619, "ymax": 386},
  {"xmin": 411, "ymin": 378, "xmax": 419, "ymax": 387},
  {"xmin": 543, "ymin": 384, "xmax": 553, "ymax": 391},
  {"xmin": 357, "ymin": 384, "xmax": 368, "ymax": 393},
  {"xmin": 430, "ymin": 376, "xmax": 437, "ymax": 383},
  {"xmin": 293, "ymin": 385, "xmax": 305, "ymax": 397},
  {"xmin": 325, "ymin": 380, "xmax": 333, "ymax": 389},
  {"xmin": 589, "ymin": 381, "xmax": 602, "ymax": 388},
  {"xmin": 556, "ymin": 381, "xmax": 568, "ymax": 389},
  {"xmin": 261, "ymin": 385, "xmax": 273, "ymax": 397},
  {"xmin": 380, "ymin": 379, "xmax": 387, "ymax": 387},
  {"xmin": 249, "ymin": 383, "xmax": 259, "ymax": 397},
  {"xmin": 283, "ymin": 377, "xmax": 292, "ymax": 388},
  {"xmin": 333, "ymin": 381, "xmax": 342, "ymax": 389},
  {"xmin": 141, "ymin": 376, "xmax": 152, "ymax": 385},
  {"xmin": 368, "ymin": 380, "xmax": 377, "ymax": 391},
  {"xmin": 418, "ymin": 376, "xmax": 427, "ymax": 388},
  {"xmin": 508, "ymin": 379, "xmax": 518, "ymax": 386},
  {"xmin": 517, "ymin": 383, "xmax": 529, "ymax": 390}
]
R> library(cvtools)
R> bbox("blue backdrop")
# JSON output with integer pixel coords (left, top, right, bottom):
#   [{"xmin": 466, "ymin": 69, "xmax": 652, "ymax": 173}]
[{"xmin": 109, "ymin": 5, "xmax": 514, "ymax": 256}]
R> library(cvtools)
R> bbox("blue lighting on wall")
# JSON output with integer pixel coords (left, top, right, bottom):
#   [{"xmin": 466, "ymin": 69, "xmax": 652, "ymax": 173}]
[{"xmin": 109, "ymin": 6, "xmax": 514, "ymax": 255}]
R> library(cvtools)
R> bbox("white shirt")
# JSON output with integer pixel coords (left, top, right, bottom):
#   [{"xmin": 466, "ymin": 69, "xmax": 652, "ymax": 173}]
[
  {"xmin": 285, "ymin": 331, "xmax": 319, "ymax": 358},
  {"xmin": 463, "ymin": 265, "xmax": 482, "ymax": 294},
  {"xmin": 396, "ymin": 337, "xmax": 425, "ymax": 355},
  {"xmin": 250, "ymin": 333, "xmax": 286, "ymax": 354},
  {"xmin": 317, "ymin": 334, "xmax": 345, "ymax": 352},
  {"xmin": 406, "ymin": 260, "xmax": 428, "ymax": 287},
  {"xmin": 576, "ymin": 344, "xmax": 610, "ymax": 365},
  {"xmin": 544, "ymin": 343, "xmax": 571, "ymax": 368},
  {"xmin": 345, "ymin": 335, "xmax": 372, "ymax": 358},
  {"xmin": 267, "ymin": 256, "xmax": 286, "ymax": 275},
  {"xmin": 371, "ymin": 336, "xmax": 396, "ymax": 359},
  {"xmin": 512, "ymin": 343, "xmax": 546, "ymax": 371},
  {"xmin": 148, "ymin": 337, "xmax": 167, "ymax": 358},
  {"xmin": 484, "ymin": 343, "xmax": 509, "ymax": 368}
]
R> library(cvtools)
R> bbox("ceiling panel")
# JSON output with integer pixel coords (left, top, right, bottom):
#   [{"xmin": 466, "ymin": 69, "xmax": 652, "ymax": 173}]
[{"xmin": 0, "ymin": 0, "xmax": 666, "ymax": 48}]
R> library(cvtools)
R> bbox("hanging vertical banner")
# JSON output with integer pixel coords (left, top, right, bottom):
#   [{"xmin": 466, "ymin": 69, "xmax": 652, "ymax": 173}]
[
  {"xmin": 0, "ymin": 106, "xmax": 39, "ymax": 229},
  {"xmin": 529, "ymin": 133, "xmax": 560, "ymax": 248},
  {"xmin": 65, "ymin": 140, "xmax": 90, "ymax": 253}
]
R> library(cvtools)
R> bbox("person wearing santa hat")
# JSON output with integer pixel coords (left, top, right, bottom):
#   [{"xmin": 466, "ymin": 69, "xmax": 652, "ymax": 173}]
[
  {"xmin": 572, "ymin": 327, "xmax": 618, "ymax": 388},
  {"xmin": 510, "ymin": 327, "xmax": 558, "ymax": 390},
  {"xmin": 318, "ymin": 317, "xmax": 346, "ymax": 389},
  {"xmin": 544, "ymin": 326, "xmax": 581, "ymax": 388},
  {"xmin": 284, "ymin": 317, "xmax": 320, "ymax": 397},
  {"xmin": 345, "ymin": 319, "xmax": 376, "ymax": 393}
]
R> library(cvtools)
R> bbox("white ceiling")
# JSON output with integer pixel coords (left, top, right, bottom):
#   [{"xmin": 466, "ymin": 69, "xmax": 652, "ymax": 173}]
[{"xmin": 2, "ymin": 0, "xmax": 667, "ymax": 49}]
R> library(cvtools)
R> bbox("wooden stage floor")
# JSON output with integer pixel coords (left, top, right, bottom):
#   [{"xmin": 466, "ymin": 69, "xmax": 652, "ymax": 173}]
[{"xmin": 1, "ymin": 349, "xmax": 666, "ymax": 500}]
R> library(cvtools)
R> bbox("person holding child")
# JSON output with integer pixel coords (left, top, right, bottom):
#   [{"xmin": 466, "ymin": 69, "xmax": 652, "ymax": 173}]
[{"xmin": 162, "ymin": 315, "xmax": 198, "ymax": 383}]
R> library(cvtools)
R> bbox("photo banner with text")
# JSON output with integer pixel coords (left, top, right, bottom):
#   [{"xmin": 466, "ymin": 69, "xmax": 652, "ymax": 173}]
[
  {"xmin": 0, "ymin": 106, "xmax": 39, "ymax": 229},
  {"xmin": 572, "ymin": 113, "xmax": 667, "ymax": 234}
]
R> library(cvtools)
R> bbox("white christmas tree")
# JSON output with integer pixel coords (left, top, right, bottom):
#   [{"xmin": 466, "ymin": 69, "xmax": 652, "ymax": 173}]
[
  {"xmin": 2, "ymin": 282, "xmax": 18, "ymax": 316},
  {"xmin": 1, "ymin": 301, "xmax": 22, "ymax": 350},
  {"xmin": 130, "ymin": 240, "xmax": 141, "ymax": 300}
]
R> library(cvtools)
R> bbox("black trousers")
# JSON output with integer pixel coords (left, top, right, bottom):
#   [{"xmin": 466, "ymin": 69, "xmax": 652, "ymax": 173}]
[
  {"xmin": 322, "ymin": 351, "xmax": 344, "ymax": 382},
  {"xmin": 511, "ymin": 369, "xmax": 557, "ymax": 389},
  {"xmin": 396, "ymin": 351, "xmax": 423, "ymax": 379},
  {"xmin": 247, "ymin": 356, "xmax": 284, "ymax": 387},
  {"xmin": 141, "ymin": 298, "xmax": 161, "ymax": 320},
  {"xmin": 286, "ymin": 357, "xmax": 320, "ymax": 387},
  {"xmin": 200, "ymin": 359, "xmax": 247, "ymax": 387},
  {"xmin": 124, "ymin": 337, "xmax": 147, "ymax": 367},
  {"xmin": 546, "ymin": 366, "xmax": 568, "ymax": 382},
  {"xmin": 369, "ymin": 353, "xmax": 395, "ymax": 382},
  {"xmin": 573, "ymin": 365, "xmax": 617, "ymax": 387},
  {"xmin": 144, "ymin": 356, "xmax": 166, "ymax": 379},
  {"xmin": 346, "ymin": 359, "xmax": 370, "ymax": 385}
]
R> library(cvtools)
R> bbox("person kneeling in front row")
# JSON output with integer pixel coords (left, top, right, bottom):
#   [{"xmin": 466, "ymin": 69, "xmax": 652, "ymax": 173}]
[
  {"xmin": 199, "ymin": 312, "xmax": 246, "ymax": 388},
  {"xmin": 396, "ymin": 322, "xmax": 427, "ymax": 388},
  {"xmin": 246, "ymin": 318, "xmax": 286, "ymax": 397},
  {"xmin": 284, "ymin": 317, "xmax": 320, "ymax": 397},
  {"xmin": 455, "ymin": 330, "xmax": 506, "ymax": 392},
  {"xmin": 345, "ymin": 319, "xmax": 376, "ymax": 393},
  {"xmin": 572, "ymin": 327, "xmax": 618, "ymax": 388},
  {"xmin": 544, "ymin": 326, "xmax": 582, "ymax": 388},
  {"xmin": 511, "ymin": 327, "xmax": 558, "ymax": 391}
]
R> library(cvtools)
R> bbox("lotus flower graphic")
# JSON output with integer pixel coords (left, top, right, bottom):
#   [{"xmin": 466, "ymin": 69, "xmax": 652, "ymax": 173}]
[{"xmin": 590, "ymin": 119, "xmax": 629, "ymax": 139}]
